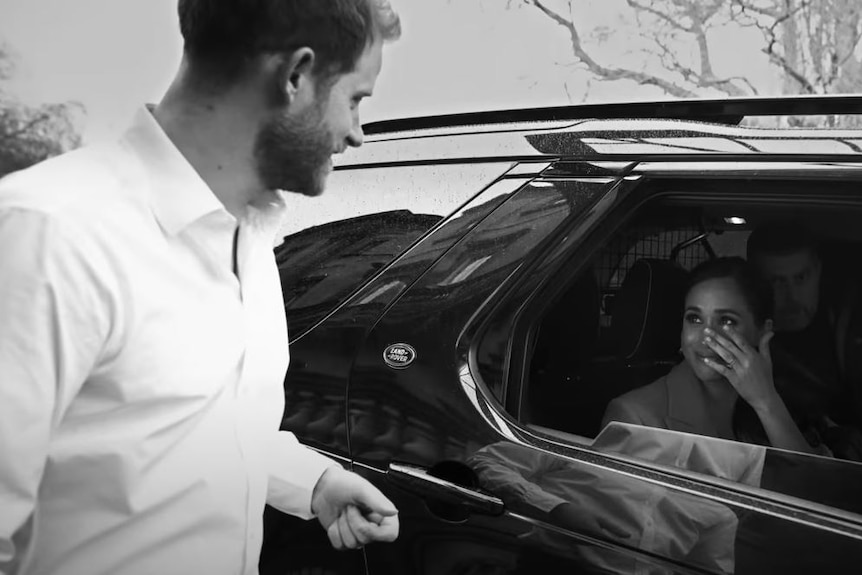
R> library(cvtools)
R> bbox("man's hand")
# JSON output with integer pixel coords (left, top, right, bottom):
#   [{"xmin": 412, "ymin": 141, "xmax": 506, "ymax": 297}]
[{"xmin": 310, "ymin": 466, "xmax": 399, "ymax": 550}]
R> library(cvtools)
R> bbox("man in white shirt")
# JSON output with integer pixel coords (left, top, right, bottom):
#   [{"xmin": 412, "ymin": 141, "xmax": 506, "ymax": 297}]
[{"xmin": 0, "ymin": 1, "xmax": 401, "ymax": 574}]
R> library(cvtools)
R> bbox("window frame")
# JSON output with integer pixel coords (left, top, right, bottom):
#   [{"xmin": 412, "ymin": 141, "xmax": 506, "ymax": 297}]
[
  {"xmin": 464, "ymin": 164, "xmax": 862, "ymax": 523},
  {"xmin": 275, "ymin": 162, "xmax": 515, "ymax": 341}
]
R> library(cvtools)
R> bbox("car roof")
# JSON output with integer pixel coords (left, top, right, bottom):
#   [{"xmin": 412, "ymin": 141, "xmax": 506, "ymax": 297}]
[
  {"xmin": 336, "ymin": 95, "xmax": 862, "ymax": 168},
  {"xmin": 363, "ymin": 94, "xmax": 862, "ymax": 134}
]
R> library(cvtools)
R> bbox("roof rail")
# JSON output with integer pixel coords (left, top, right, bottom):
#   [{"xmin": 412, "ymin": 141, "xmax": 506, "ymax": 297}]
[{"xmin": 363, "ymin": 94, "xmax": 862, "ymax": 135}]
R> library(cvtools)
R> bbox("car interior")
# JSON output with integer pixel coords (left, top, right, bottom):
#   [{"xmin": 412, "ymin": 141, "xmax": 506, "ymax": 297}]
[{"xmin": 519, "ymin": 178, "xmax": 862, "ymax": 444}]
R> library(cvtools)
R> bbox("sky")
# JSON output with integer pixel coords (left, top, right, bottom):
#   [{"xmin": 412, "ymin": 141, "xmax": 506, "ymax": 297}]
[{"xmin": 0, "ymin": 0, "xmax": 778, "ymax": 144}]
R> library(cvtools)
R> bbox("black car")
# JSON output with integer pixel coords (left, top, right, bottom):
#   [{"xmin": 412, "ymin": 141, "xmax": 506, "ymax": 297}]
[{"xmin": 261, "ymin": 96, "xmax": 862, "ymax": 575}]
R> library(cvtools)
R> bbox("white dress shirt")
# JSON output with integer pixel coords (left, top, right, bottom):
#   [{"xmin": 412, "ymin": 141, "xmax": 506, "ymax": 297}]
[{"xmin": 0, "ymin": 108, "xmax": 336, "ymax": 575}]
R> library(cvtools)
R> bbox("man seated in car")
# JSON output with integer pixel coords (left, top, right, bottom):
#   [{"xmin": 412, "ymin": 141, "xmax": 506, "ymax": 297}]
[{"xmin": 747, "ymin": 221, "xmax": 862, "ymax": 438}]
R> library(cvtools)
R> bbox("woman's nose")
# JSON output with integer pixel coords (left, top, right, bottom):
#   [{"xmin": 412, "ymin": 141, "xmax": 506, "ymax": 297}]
[{"xmin": 694, "ymin": 322, "xmax": 713, "ymax": 341}]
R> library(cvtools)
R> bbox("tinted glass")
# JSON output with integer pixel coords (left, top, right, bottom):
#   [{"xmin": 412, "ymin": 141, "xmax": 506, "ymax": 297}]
[
  {"xmin": 275, "ymin": 163, "xmax": 510, "ymax": 338},
  {"xmin": 500, "ymin": 183, "xmax": 862, "ymax": 516}
]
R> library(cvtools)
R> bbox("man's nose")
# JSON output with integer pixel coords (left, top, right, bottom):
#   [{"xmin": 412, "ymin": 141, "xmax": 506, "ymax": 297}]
[
  {"xmin": 773, "ymin": 282, "xmax": 792, "ymax": 303},
  {"xmin": 347, "ymin": 116, "xmax": 364, "ymax": 148}
]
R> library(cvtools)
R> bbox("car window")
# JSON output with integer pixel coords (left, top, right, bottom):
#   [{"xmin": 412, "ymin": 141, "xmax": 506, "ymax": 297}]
[
  {"xmin": 275, "ymin": 163, "xmax": 510, "ymax": 339},
  {"xmin": 479, "ymin": 179, "xmax": 862, "ymax": 515}
]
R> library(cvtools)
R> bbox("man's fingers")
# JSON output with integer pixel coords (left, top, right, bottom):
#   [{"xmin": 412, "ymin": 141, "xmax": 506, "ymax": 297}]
[
  {"xmin": 327, "ymin": 520, "xmax": 345, "ymax": 551},
  {"xmin": 328, "ymin": 506, "xmax": 396, "ymax": 550},
  {"xmin": 349, "ymin": 512, "xmax": 400, "ymax": 545},
  {"xmin": 337, "ymin": 508, "xmax": 360, "ymax": 549},
  {"xmin": 347, "ymin": 505, "xmax": 376, "ymax": 546},
  {"xmin": 313, "ymin": 468, "xmax": 400, "ymax": 548},
  {"xmin": 353, "ymin": 482, "xmax": 398, "ymax": 518},
  {"xmin": 339, "ymin": 506, "xmax": 400, "ymax": 547},
  {"xmin": 365, "ymin": 510, "xmax": 385, "ymax": 525},
  {"xmin": 374, "ymin": 515, "xmax": 400, "ymax": 542}
]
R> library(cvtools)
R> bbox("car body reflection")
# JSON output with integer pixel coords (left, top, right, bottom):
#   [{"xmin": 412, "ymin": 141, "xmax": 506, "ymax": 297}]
[{"xmin": 469, "ymin": 440, "xmax": 738, "ymax": 574}]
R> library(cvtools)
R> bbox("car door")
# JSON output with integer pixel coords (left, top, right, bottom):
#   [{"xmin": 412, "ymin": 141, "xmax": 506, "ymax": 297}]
[
  {"xmin": 347, "ymin": 163, "xmax": 862, "ymax": 574},
  {"xmin": 261, "ymin": 161, "xmax": 546, "ymax": 574},
  {"xmin": 346, "ymin": 172, "xmax": 714, "ymax": 574}
]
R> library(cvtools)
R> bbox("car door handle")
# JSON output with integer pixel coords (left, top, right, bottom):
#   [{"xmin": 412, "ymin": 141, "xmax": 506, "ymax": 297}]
[{"xmin": 387, "ymin": 462, "xmax": 505, "ymax": 516}]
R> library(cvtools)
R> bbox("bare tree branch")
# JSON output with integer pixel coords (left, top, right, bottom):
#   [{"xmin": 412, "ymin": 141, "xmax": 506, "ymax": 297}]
[
  {"xmin": 650, "ymin": 34, "xmax": 698, "ymax": 82},
  {"xmin": 733, "ymin": 0, "xmax": 820, "ymax": 93},
  {"xmin": 627, "ymin": 0, "xmax": 692, "ymax": 32},
  {"xmin": 731, "ymin": 0, "xmax": 784, "ymax": 19},
  {"xmin": 628, "ymin": 0, "xmax": 752, "ymax": 96},
  {"xmin": 517, "ymin": 0, "xmax": 852, "ymax": 101},
  {"xmin": 763, "ymin": 46, "xmax": 819, "ymax": 92},
  {"xmin": 523, "ymin": 0, "xmax": 699, "ymax": 98}
]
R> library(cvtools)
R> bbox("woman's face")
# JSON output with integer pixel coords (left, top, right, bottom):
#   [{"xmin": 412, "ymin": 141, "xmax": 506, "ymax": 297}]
[{"xmin": 681, "ymin": 277, "xmax": 763, "ymax": 383}]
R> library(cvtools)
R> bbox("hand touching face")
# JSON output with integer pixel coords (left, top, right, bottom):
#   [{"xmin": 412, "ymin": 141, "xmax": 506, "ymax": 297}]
[
  {"xmin": 681, "ymin": 277, "xmax": 766, "ymax": 384},
  {"xmin": 701, "ymin": 325, "xmax": 777, "ymax": 411}
]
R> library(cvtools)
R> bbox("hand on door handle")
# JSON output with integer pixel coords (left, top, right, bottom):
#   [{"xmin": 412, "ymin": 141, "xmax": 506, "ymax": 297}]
[{"xmin": 387, "ymin": 462, "xmax": 505, "ymax": 517}]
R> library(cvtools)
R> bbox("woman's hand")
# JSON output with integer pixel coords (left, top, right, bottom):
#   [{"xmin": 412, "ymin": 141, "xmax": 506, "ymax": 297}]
[
  {"xmin": 701, "ymin": 325, "xmax": 818, "ymax": 454},
  {"xmin": 701, "ymin": 326, "xmax": 778, "ymax": 412}
]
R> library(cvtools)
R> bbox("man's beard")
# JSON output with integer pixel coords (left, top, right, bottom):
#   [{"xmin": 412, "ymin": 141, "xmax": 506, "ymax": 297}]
[
  {"xmin": 254, "ymin": 103, "xmax": 333, "ymax": 197},
  {"xmin": 775, "ymin": 304, "xmax": 816, "ymax": 332}
]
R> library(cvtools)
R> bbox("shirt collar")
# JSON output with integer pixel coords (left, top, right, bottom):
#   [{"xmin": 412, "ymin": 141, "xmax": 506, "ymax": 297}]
[{"xmin": 120, "ymin": 105, "xmax": 229, "ymax": 235}]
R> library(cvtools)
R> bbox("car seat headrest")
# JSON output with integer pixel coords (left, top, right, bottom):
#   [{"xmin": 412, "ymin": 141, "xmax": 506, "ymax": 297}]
[
  {"xmin": 533, "ymin": 268, "xmax": 601, "ymax": 367},
  {"xmin": 611, "ymin": 258, "xmax": 688, "ymax": 362}
]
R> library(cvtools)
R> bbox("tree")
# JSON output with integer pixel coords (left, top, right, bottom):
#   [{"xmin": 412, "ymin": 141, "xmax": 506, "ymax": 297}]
[
  {"xmin": 732, "ymin": 0, "xmax": 862, "ymax": 95},
  {"xmin": 0, "ymin": 44, "xmax": 82, "ymax": 178},
  {"xmin": 511, "ymin": 0, "xmax": 757, "ymax": 99},
  {"xmin": 512, "ymin": 0, "xmax": 862, "ymax": 104}
]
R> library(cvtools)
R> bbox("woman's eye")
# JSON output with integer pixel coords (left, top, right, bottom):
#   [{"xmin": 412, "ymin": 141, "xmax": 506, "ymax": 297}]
[
  {"xmin": 684, "ymin": 313, "xmax": 701, "ymax": 324},
  {"xmin": 720, "ymin": 317, "xmax": 737, "ymax": 327}
]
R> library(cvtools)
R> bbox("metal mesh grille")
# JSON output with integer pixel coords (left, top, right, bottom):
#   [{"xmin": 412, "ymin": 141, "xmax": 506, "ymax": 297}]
[{"xmin": 599, "ymin": 227, "xmax": 709, "ymax": 290}]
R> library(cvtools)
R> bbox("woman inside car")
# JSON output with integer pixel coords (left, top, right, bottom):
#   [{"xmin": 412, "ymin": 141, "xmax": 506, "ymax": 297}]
[{"xmin": 601, "ymin": 257, "xmax": 822, "ymax": 455}]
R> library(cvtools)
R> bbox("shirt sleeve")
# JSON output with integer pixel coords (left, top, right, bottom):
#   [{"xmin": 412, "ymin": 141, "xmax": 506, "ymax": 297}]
[
  {"xmin": 0, "ymin": 208, "xmax": 108, "ymax": 570},
  {"xmin": 265, "ymin": 430, "xmax": 339, "ymax": 520},
  {"xmin": 468, "ymin": 443, "xmax": 568, "ymax": 514}
]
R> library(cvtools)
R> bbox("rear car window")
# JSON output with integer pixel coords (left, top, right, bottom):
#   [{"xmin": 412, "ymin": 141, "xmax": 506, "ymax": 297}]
[{"xmin": 275, "ymin": 163, "xmax": 510, "ymax": 338}]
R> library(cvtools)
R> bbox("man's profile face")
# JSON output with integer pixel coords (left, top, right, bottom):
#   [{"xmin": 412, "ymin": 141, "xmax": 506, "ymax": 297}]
[
  {"xmin": 752, "ymin": 248, "xmax": 821, "ymax": 332},
  {"xmin": 254, "ymin": 40, "xmax": 384, "ymax": 196}
]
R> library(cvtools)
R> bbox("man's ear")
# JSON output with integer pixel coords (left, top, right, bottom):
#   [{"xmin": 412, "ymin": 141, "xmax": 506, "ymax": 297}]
[
  {"xmin": 278, "ymin": 47, "xmax": 316, "ymax": 105},
  {"xmin": 764, "ymin": 318, "xmax": 774, "ymax": 334}
]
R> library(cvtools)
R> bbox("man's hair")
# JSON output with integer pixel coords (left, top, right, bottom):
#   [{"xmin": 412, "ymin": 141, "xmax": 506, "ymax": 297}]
[
  {"xmin": 746, "ymin": 220, "xmax": 820, "ymax": 261},
  {"xmin": 686, "ymin": 257, "xmax": 774, "ymax": 326},
  {"xmin": 178, "ymin": 0, "xmax": 401, "ymax": 85}
]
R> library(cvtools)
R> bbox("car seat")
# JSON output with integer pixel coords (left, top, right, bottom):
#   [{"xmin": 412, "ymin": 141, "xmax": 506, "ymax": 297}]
[
  {"xmin": 611, "ymin": 258, "xmax": 688, "ymax": 367},
  {"xmin": 565, "ymin": 258, "xmax": 688, "ymax": 437},
  {"xmin": 526, "ymin": 268, "xmax": 601, "ymax": 430}
]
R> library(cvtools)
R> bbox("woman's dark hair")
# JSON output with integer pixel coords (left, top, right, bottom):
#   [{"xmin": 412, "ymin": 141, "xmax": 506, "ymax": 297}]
[
  {"xmin": 685, "ymin": 257, "xmax": 777, "ymax": 445},
  {"xmin": 685, "ymin": 257, "xmax": 774, "ymax": 327},
  {"xmin": 178, "ymin": 0, "xmax": 401, "ymax": 86}
]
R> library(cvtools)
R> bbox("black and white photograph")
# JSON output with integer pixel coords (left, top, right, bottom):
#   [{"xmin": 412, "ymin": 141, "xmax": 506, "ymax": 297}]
[{"xmin": 2, "ymin": 1, "xmax": 862, "ymax": 574}]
